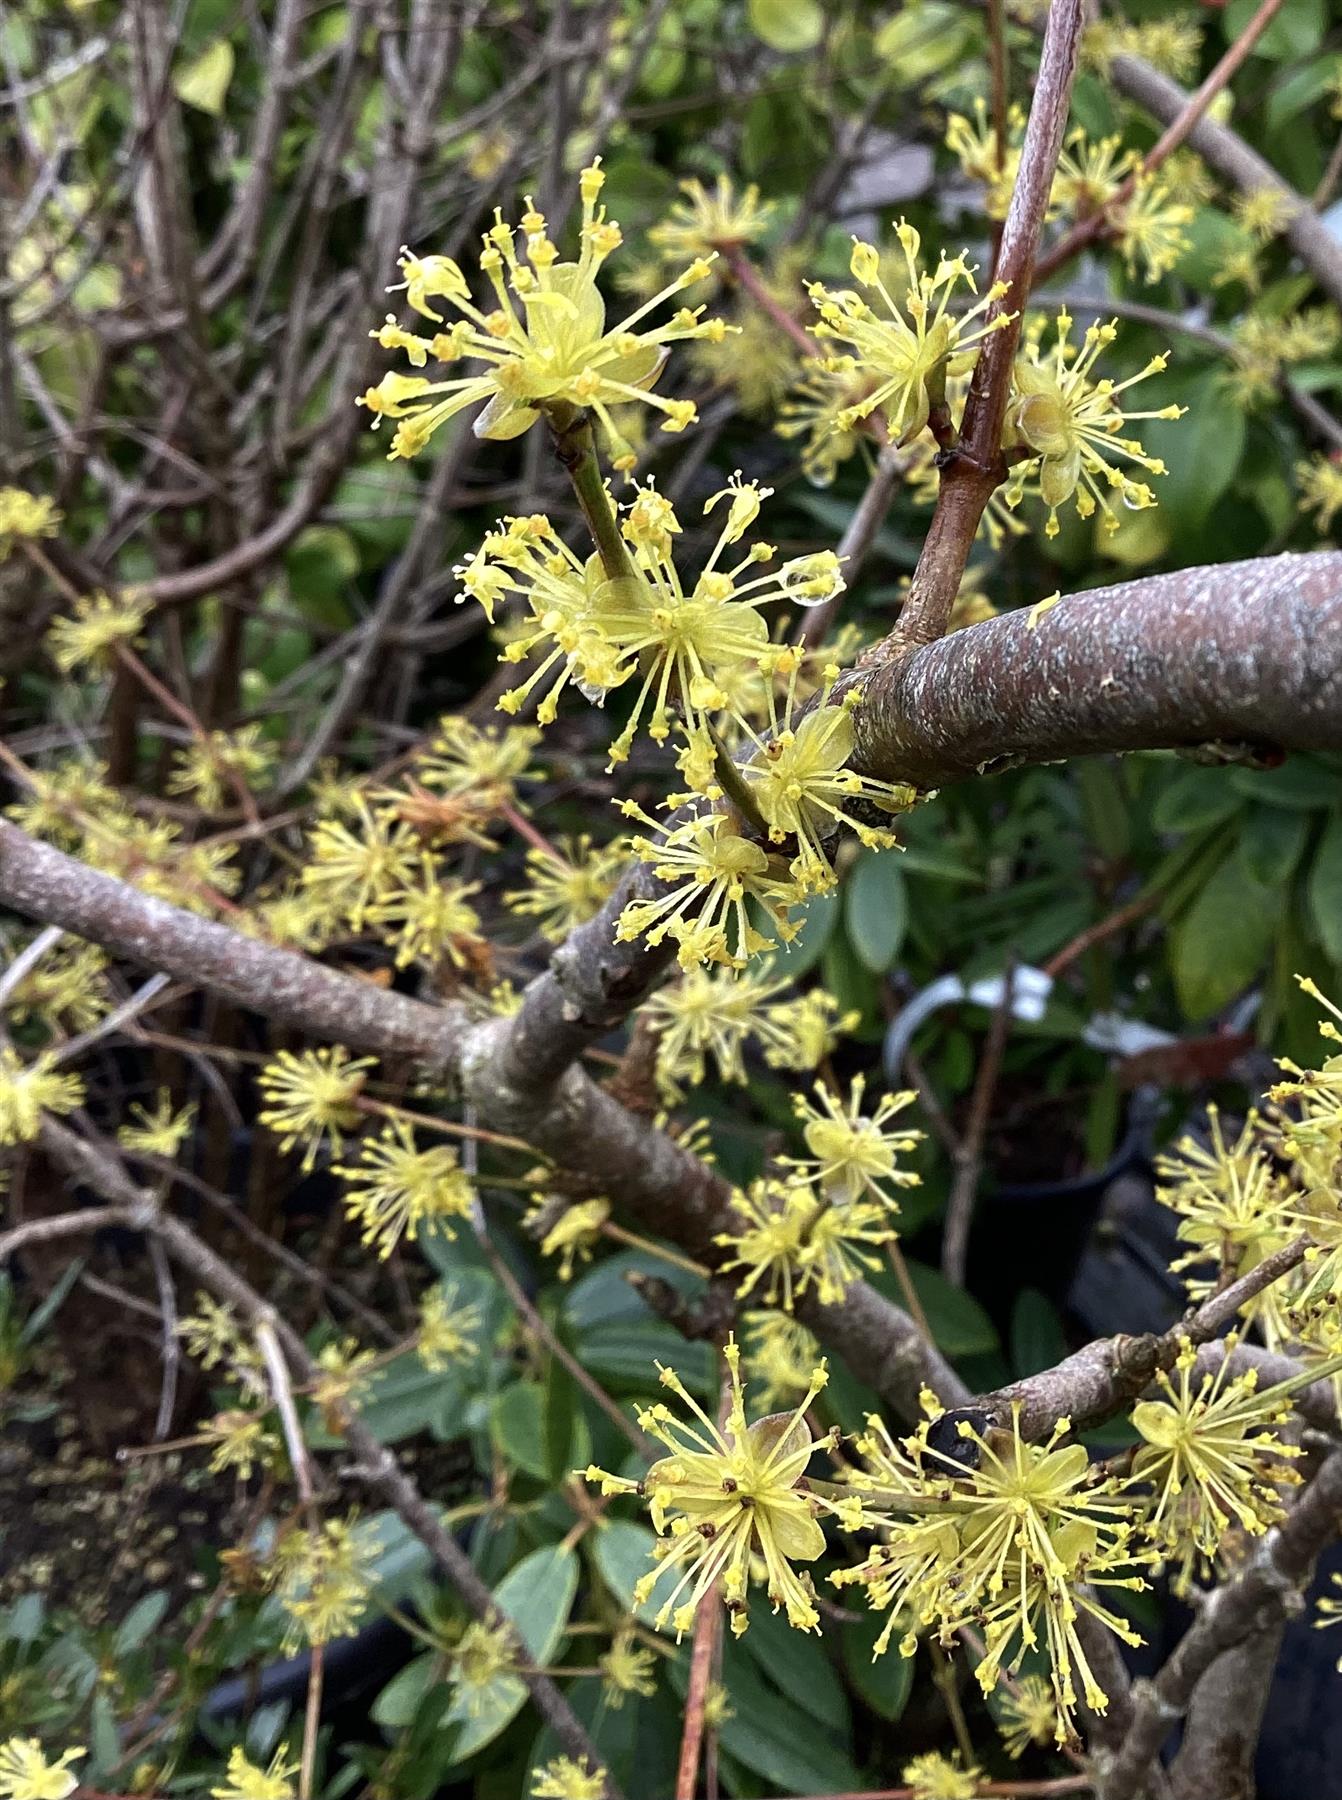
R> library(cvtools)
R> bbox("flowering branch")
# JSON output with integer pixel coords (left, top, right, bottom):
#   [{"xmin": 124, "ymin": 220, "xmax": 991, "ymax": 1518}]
[
  {"xmin": 891, "ymin": 0, "xmax": 1085, "ymax": 652},
  {"xmin": 1097, "ymin": 1447, "xmax": 1342, "ymax": 1800},
  {"xmin": 1031, "ymin": 0, "xmax": 1286, "ymax": 289},
  {"xmin": 33, "ymin": 1115, "xmax": 626, "ymax": 1800}
]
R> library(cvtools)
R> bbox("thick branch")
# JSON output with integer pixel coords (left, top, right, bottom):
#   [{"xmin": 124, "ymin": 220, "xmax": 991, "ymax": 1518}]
[
  {"xmin": 852, "ymin": 552, "xmax": 1342, "ymax": 788},
  {"xmin": 1099, "ymin": 1448, "xmax": 1342, "ymax": 1800},
  {"xmin": 0, "ymin": 825, "xmax": 463, "ymax": 1065}
]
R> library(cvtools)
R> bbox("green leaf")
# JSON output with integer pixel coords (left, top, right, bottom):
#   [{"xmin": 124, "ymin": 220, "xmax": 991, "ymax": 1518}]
[
  {"xmin": 1138, "ymin": 371, "xmax": 1244, "ymax": 530},
  {"xmin": 1307, "ymin": 814, "xmax": 1342, "ymax": 963},
  {"xmin": 285, "ymin": 524, "xmax": 359, "ymax": 629},
  {"xmin": 842, "ymin": 1610, "xmax": 914, "ymax": 1720},
  {"xmin": 707, "ymin": 1642, "xmax": 862, "ymax": 1793},
  {"xmin": 741, "ymin": 1605, "xmax": 849, "ymax": 1734},
  {"xmin": 1151, "ymin": 766, "xmax": 1241, "ymax": 834},
  {"xmin": 113, "ymin": 1591, "xmax": 169, "ymax": 1656},
  {"xmin": 1010, "ymin": 1289, "xmax": 1068, "ymax": 1379},
  {"xmin": 746, "ymin": 0, "xmax": 823, "ymax": 52},
  {"xmin": 779, "ymin": 889, "xmax": 840, "ymax": 978},
  {"xmin": 173, "ymin": 38, "xmax": 234, "ymax": 115},
  {"xmin": 372, "ymin": 1650, "xmax": 439, "ymax": 1729},
  {"xmin": 1229, "ymin": 757, "xmax": 1341, "ymax": 810},
  {"xmin": 1171, "ymin": 853, "xmax": 1276, "ymax": 1021},
  {"xmin": 1237, "ymin": 806, "xmax": 1309, "ymax": 889},
  {"xmin": 874, "ymin": 3, "xmax": 976, "ymax": 82},
  {"xmin": 492, "ymin": 1381, "xmax": 589, "ymax": 1482},
  {"xmin": 1077, "ymin": 760, "xmax": 1131, "ymax": 862},
  {"xmin": 899, "ymin": 1258, "xmax": 998, "ymax": 1356},
  {"xmin": 1224, "ymin": 0, "xmax": 1323, "ymax": 58},
  {"xmin": 592, "ymin": 1520, "xmax": 674, "ymax": 1633},
  {"xmin": 845, "ymin": 853, "xmax": 907, "ymax": 973},
  {"xmin": 444, "ymin": 1545, "xmax": 579, "ymax": 1761}
]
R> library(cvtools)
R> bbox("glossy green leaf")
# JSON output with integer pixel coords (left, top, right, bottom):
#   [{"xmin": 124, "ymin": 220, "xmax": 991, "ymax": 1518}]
[
  {"xmin": 1171, "ymin": 853, "xmax": 1276, "ymax": 1021},
  {"xmin": 845, "ymin": 852, "xmax": 908, "ymax": 972},
  {"xmin": 591, "ymin": 1519, "xmax": 671, "ymax": 1633},
  {"xmin": 1307, "ymin": 814, "xmax": 1342, "ymax": 963},
  {"xmin": 746, "ymin": 0, "xmax": 823, "ymax": 52},
  {"xmin": 173, "ymin": 38, "xmax": 233, "ymax": 114},
  {"xmin": 443, "ymin": 1545, "xmax": 579, "ymax": 1760},
  {"xmin": 1010, "ymin": 1288, "xmax": 1069, "ymax": 1378}
]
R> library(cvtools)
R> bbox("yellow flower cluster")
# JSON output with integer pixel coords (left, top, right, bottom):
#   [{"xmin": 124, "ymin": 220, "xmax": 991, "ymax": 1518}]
[
  {"xmin": 360, "ymin": 161, "xmax": 726, "ymax": 468},
  {"xmin": 1003, "ymin": 311, "xmax": 1183, "ymax": 537},
  {"xmin": 585, "ymin": 1337, "xmax": 835, "ymax": 1638},
  {"xmin": 807, "ymin": 221, "xmax": 1012, "ymax": 443}
]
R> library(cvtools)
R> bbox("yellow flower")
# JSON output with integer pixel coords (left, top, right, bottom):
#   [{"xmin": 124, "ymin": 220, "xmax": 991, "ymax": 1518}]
[
  {"xmin": 505, "ymin": 835, "xmax": 624, "ymax": 941},
  {"xmin": 996, "ymin": 1673, "xmax": 1058, "ymax": 1758},
  {"xmin": 301, "ymin": 797, "xmax": 420, "ymax": 932},
  {"xmin": 1155, "ymin": 1105, "xmax": 1296, "ymax": 1346},
  {"xmin": 460, "ymin": 477, "xmax": 842, "ymax": 762},
  {"xmin": 1233, "ymin": 184, "xmax": 1297, "ymax": 244},
  {"xmin": 646, "ymin": 963, "xmax": 794, "ymax": 1100},
  {"xmin": 5, "ymin": 939, "xmax": 109, "ymax": 1033},
  {"xmin": 807, "ymin": 220, "xmax": 1011, "ymax": 444},
  {"xmin": 1053, "ymin": 131, "xmax": 1135, "ymax": 217},
  {"xmin": 0, "ymin": 1739, "xmax": 84, "ymax": 1800},
  {"xmin": 118, "ymin": 1090, "xmax": 197, "ymax": 1158},
  {"xmin": 1115, "ymin": 174, "xmax": 1193, "ymax": 284},
  {"xmin": 775, "ymin": 355, "xmax": 869, "ymax": 486},
  {"xmin": 335, "ymin": 1117, "xmax": 475, "ymax": 1256},
  {"xmin": 841, "ymin": 1408, "xmax": 1150, "ymax": 1744},
  {"xmin": 615, "ymin": 804, "xmax": 802, "ymax": 972},
  {"xmin": 903, "ymin": 1751, "xmax": 981, "ymax": 1800},
  {"xmin": 1132, "ymin": 1338, "xmax": 1308, "ymax": 1591},
  {"xmin": 785, "ymin": 1077, "xmax": 922, "ymax": 1210},
  {"xmin": 310, "ymin": 1339, "xmax": 379, "ymax": 1419},
  {"xmin": 360, "ymin": 160, "xmax": 725, "ymax": 468},
  {"xmin": 531, "ymin": 1755, "xmax": 605, "ymax": 1800},
  {"xmin": 0, "ymin": 490, "xmax": 61, "ymax": 551},
  {"xmin": 412, "ymin": 717, "xmax": 542, "ymax": 811},
  {"xmin": 742, "ymin": 1311, "xmax": 822, "ymax": 1411},
  {"xmin": 715, "ymin": 1175, "xmax": 894, "ymax": 1309},
  {"xmin": 689, "ymin": 302, "xmax": 799, "ymax": 417},
  {"xmin": 0, "ymin": 1048, "xmax": 85, "ymax": 1147},
  {"xmin": 1083, "ymin": 13, "xmax": 1201, "ymax": 80},
  {"xmin": 166, "ymin": 725, "xmax": 276, "ymax": 812},
  {"xmin": 267, "ymin": 1518, "xmax": 371, "ymax": 1651},
  {"xmin": 257, "ymin": 1046, "xmax": 376, "ymax": 1171},
  {"xmin": 47, "ymin": 590, "xmax": 150, "ymax": 672},
  {"xmin": 178, "ymin": 1293, "xmax": 266, "ymax": 1392},
  {"xmin": 418, "ymin": 1281, "xmax": 483, "ymax": 1371},
  {"xmin": 1298, "ymin": 454, "xmax": 1342, "ymax": 534},
  {"xmin": 598, "ymin": 1628, "xmax": 658, "ymax": 1706},
  {"xmin": 1003, "ymin": 311, "xmax": 1182, "ymax": 537},
  {"xmin": 945, "ymin": 99, "xmax": 1025, "ymax": 220},
  {"xmin": 201, "ymin": 1408, "xmax": 279, "ymax": 1479},
  {"xmin": 758, "ymin": 988, "xmax": 858, "ymax": 1072},
  {"xmin": 649, "ymin": 173, "xmax": 775, "ymax": 261},
  {"xmin": 367, "ymin": 860, "xmax": 483, "ymax": 969},
  {"xmin": 739, "ymin": 661, "xmax": 915, "ymax": 892},
  {"xmin": 585, "ymin": 1336, "xmax": 834, "ymax": 1637},
  {"xmin": 528, "ymin": 1194, "xmax": 610, "ymax": 1280},
  {"xmin": 210, "ymin": 1747, "xmax": 297, "ymax": 1800},
  {"xmin": 452, "ymin": 1619, "xmax": 516, "ymax": 1711}
]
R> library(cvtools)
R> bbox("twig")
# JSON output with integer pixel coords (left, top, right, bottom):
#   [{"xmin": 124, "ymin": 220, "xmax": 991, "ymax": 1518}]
[
  {"xmin": 942, "ymin": 962, "xmax": 1014, "ymax": 1285},
  {"xmin": 146, "ymin": 1234, "xmax": 179, "ymax": 1441},
  {"xmin": 889, "ymin": 0, "xmax": 1085, "ymax": 653},
  {"xmin": 721, "ymin": 245, "xmax": 816, "ymax": 356},
  {"xmin": 1032, "ymin": 0, "xmax": 1286, "ymax": 288},
  {"xmin": 1099, "ymin": 1447, "xmax": 1342, "ymax": 1800}
]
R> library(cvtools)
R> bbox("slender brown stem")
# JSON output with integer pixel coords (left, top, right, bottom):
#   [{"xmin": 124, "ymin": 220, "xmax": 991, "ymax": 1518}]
[
  {"xmin": 1032, "ymin": 0, "xmax": 1286, "ymax": 288},
  {"xmin": 890, "ymin": 0, "xmax": 1084, "ymax": 653},
  {"xmin": 721, "ymin": 245, "xmax": 816, "ymax": 356},
  {"xmin": 942, "ymin": 963, "xmax": 1014, "ymax": 1286},
  {"xmin": 299, "ymin": 1642, "xmax": 324, "ymax": 1800}
]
